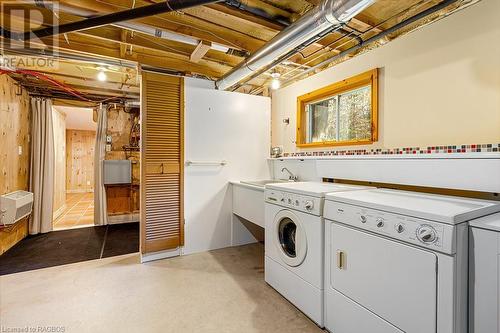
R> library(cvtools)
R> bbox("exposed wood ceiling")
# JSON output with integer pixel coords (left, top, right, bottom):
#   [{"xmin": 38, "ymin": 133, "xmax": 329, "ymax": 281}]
[{"xmin": 0, "ymin": 0, "xmax": 469, "ymax": 101}]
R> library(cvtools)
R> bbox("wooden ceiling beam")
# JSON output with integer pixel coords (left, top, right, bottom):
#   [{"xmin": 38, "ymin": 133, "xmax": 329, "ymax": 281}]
[
  {"xmin": 190, "ymin": 40, "xmax": 211, "ymax": 63},
  {"xmin": 182, "ymin": 5, "xmax": 278, "ymax": 41},
  {"xmin": 119, "ymin": 29, "xmax": 128, "ymax": 58},
  {"xmin": 302, "ymin": 0, "xmax": 384, "ymax": 34},
  {"xmin": 57, "ymin": 0, "xmax": 265, "ymax": 52},
  {"xmin": 74, "ymin": 25, "xmax": 242, "ymax": 67},
  {"xmin": 38, "ymin": 8, "xmax": 246, "ymax": 67},
  {"xmin": 206, "ymin": 3, "xmax": 285, "ymax": 31},
  {"xmin": 242, "ymin": 0, "xmax": 299, "ymax": 21},
  {"xmin": 39, "ymin": 35, "xmax": 229, "ymax": 78},
  {"xmin": 21, "ymin": 70, "xmax": 139, "ymax": 94},
  {"xmin": 26, "ymin": 83, "xmax": 138, "ymax": 98},
  {"xmin": 5, "ymin": 13, "xmax": 230, "ymax": 78}
]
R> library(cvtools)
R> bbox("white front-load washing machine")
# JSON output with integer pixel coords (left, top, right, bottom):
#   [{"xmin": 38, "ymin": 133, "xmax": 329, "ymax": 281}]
[
  {"xmin": 323, "ymin": 189, "xmax": 500, "ymax": 333},
  {"xmin": 264, "ymin": 182, "xmax": 372, "ymax": 327}
]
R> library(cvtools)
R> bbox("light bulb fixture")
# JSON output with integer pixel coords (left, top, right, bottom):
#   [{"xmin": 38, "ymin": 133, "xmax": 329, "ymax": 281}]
[
  {"xmin": 97, "ymin": 70, "xmax": 107, "ymax": 82},
  {"xmin": 270, "ymin": 72, "xmax": 281, "ymax": 90}
]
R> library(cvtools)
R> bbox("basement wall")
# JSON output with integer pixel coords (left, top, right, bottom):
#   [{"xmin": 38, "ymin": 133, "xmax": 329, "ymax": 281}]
[
  {"xmin": 271, "ymin": 0, "xmax": 500, "ymax": 154},
  {"xmin": 183, "ymin": 78, "xmax": 271, "ymax": 255},
  {"xmin": 0, "ymin": 75, "xmax": 31, "ymax": 254},
  {"xmin": 52, "ymin": 108, "xmax": 66, "ymax": 220},
  {"xmin": 105, "ymin": 106, "xmax": 139, "ymax": 221},
  {"xmin": 66, "ymin": 129, "xmax": 95, "ymax": 194}
]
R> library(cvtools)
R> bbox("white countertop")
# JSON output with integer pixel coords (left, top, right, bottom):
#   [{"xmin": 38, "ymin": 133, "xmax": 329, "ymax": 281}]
[
  {"xmin": 230, "ymin": 181, "xmax": 265, "ymax": 191},
  {"xmin": 470, "ymin": 212, "xmax": 500, "ymax": 232}
]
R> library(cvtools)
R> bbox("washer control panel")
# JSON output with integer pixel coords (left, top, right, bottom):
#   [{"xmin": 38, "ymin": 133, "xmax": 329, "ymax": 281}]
[
  {"xmin": 265, "ymin": 189, "xmax": 321, "ymax": 216},
  {"xmin": 325, "ymin": 201, "xmax": 456, "ymax": 254}
]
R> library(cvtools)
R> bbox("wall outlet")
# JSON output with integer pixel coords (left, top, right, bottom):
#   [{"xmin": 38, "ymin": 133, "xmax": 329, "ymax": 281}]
[
  {"xmin": 86, "ymin": 181, "xmax": 91, "ymax": 186},
  {"xmin": 18, "ymin": 146, "xmax": 22, "ymax": 155},
  {"xmin": 106, "ymin": 144, "xmax": 112, "ymax": 152},
  {"xmin": 106, "ymin": 135, "xmax": 112, "ymax": 143}
]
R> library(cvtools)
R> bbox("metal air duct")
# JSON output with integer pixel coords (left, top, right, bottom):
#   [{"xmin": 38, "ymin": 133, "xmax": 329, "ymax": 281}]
[{"xmin": 215, "ymin": 0, "xmax": 374, "ymax": 91}]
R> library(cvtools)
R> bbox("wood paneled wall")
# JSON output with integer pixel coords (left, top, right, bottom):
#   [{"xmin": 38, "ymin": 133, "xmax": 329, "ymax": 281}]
[
  {"xmin": 105, "ymin": 106, "xmax": 140, "ymax": 217},
  {"xmin": 0, "ymin": 75, "xmax": 30, "ymax": 254},
  {"xmin": 52, "ymin": 108, "xmax": 66, "ymax": 219},
  {"xmin": 66, "ymin": 130, "xmax": 96, "ymax": 193}
]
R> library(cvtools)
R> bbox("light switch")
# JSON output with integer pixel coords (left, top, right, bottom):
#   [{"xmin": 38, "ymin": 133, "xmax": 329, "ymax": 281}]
[
  {"xmin": 18, "ymin": 146, "xmax": 22, "ymax": 155},
  {"xmin": 105, "ymin": 144, "xmax": 112, "ymax": 152}
]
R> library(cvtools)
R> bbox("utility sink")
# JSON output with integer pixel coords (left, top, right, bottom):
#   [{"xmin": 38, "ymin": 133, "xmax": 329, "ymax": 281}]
[
  {"xmin": 232, "ymin": 179, "xmax": 293, "ymax": 228},
  {"xmin": 240, "ymin": 179, "xmax": 291, "ymax": 188}
]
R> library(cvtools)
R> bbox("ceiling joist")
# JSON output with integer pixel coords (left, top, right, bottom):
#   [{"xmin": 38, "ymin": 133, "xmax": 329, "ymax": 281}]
[{"xmin": 0, "ymin": 0, "xmax": 469, "ymax": 97}]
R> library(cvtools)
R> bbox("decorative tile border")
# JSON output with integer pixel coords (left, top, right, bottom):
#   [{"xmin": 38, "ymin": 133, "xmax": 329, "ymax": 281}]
[{"xmin": 282, "ymin": 143, "xmax": 500, "ymax": 157}]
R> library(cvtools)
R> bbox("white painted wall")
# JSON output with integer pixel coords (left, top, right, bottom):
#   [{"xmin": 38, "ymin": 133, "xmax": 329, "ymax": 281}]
[
  {"xmin": 272, "ymin": 0, "xmax": 500, "ymax": 154},
  {"xmin": 270, "ymin": 153, "xmax": 500, "ymax": 193},
  {"xmin": 183, "ymin": 78, "xmax": 271, "ymax": 255}
]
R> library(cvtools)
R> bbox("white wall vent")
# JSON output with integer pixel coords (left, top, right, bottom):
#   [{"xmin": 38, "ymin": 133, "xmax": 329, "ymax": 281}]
[{"xmin": 0, "ymin": 190, "xmax": 34, "ymax": 226}]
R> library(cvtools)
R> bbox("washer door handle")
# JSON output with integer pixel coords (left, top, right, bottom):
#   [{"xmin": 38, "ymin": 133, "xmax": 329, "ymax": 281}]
[{"xmin": 336, "ymin": 250, "xmax": 346, "ymax": 270}]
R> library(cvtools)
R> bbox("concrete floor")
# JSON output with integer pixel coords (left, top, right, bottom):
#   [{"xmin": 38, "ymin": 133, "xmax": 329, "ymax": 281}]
[{"xmin": 0, "ymin": 243, "xmax": 323, "ymax": 333}]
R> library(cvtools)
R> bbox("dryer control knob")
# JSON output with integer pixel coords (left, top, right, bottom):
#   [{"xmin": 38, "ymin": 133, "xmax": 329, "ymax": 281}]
[
  {"xmin": 304, "ymin": 200, "xmax": 314, "ymax": 210},
  {"xmin": 376, "ymin": 218, "xmax": 384, "ymax": 228},
  {"xmin": 416, "ymin": 225, "xmax": 437, "ymax": 244},
  {"xmin": 360, "ymin": 215, "xmax": 367, "ymax": 223},
  {"xmin": 395, "ymin": 223, "xmax": 405, "ymax": 233}
]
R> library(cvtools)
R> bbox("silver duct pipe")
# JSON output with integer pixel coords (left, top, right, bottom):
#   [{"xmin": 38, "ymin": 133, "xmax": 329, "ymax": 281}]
[
  {"xmin": 279, "ymin": 0, "xmax": 464, "ymax": 88},
  {"xmin": 215, "ymin": 0, "xmax": 374, "ymax": 91},
  {"xmin": 30, "ymin": 1, "xmax": 232, "ymax": 54}
]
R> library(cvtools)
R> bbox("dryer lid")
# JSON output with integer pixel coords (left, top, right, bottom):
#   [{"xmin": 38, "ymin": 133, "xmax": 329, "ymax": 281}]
[{"xmin": 326, "ymin": 189, "xmax": 500, "ymax": 224}]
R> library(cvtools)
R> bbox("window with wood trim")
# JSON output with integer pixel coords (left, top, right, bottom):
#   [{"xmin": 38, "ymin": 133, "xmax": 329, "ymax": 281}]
[{"xmin": 296, "ymin": 69, "xmax": 378, "ymax": 148}]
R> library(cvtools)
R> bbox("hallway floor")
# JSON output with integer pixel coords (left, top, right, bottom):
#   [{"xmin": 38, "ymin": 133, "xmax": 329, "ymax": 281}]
[
  {"xmin": 0, "ymin": 244, "xmax": 322, "ymax": 333},
  {"xmin": 0, "ymin": 223, "xmax": 139, "ymax": 275},
  {"xmin": 53, "ymin": 192, "xmax": 94, "ymax": 230}
]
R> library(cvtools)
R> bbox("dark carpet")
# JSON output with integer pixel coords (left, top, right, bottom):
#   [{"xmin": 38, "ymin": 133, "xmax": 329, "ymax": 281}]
[
  {"xmin": 0, "ymin": 222, "xmax": 139, "ymax": 276},
  {"xmin": 102, "ymin": 222, "xmax": 140, "ymax": 258}
]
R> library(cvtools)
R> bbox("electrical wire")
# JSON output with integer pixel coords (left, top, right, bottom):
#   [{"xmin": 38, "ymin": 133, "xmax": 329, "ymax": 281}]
[{"xmin": 0, "ymin": 69, "xmax": 122, "ymax": 103}]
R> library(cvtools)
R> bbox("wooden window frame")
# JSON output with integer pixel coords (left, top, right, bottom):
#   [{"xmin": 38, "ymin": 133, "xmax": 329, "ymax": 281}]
[{"xmin": 296, "ymin": 68, "xmax": 379, "ymax": 148}]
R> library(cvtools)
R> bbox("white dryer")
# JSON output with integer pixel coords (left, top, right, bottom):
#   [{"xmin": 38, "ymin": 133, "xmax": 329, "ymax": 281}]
[
  {"xmin": 264, "ymin": 182, "xmax": 372, "ymax": 327},
  {"xmin": 323, "ymin": 189, "xmax": 500, "ymax": 333}
]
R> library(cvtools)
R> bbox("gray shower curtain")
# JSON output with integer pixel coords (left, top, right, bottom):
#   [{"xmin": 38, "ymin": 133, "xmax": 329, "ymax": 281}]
[
  {"xmin": 94, "ymin": 104, "xmax": 108, "ymax": 226},
  {"xmin": 29, "ymin": 97, "xmax": 54, "ymax": 234}
]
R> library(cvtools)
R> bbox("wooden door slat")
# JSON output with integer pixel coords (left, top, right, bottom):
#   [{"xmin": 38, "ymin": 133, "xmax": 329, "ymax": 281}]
[{"xmin": 141, "ymin": 71, "xmax": 184, "ymax": 254}]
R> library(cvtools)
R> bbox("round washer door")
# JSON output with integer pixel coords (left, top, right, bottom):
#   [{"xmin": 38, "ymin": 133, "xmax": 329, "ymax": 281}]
[{"xmin": 273, "ymin": 210, "xmax": 307, "ymax": 267}]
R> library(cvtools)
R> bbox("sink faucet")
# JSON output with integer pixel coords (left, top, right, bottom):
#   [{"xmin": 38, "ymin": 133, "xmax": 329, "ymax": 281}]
[{"xmin": 281, "ymin": 167, "xmax": 298, "ymax": 181}]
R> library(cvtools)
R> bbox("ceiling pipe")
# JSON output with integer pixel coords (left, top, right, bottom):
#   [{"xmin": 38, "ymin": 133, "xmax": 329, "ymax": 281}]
[
  {"xmin": 224, "ymin": 0, "xmax": 291, "ymax": 27},
  {"xmin": 215, "ymin": 0, "xmax": 375, "ymax": 91},
  {"xmin": 279, "ymin": 0, "xmax": 462, "ymax": 89},
  {"xmin": 23, "ymin": 1, "xmax": 241, "ymax": 55},
  {"xmin": 2, "ymin": 0, "xmax": 222, "ymax": 41}
]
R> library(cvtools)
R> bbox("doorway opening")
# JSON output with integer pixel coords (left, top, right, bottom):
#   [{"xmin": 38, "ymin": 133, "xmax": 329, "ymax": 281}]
[
  {"xmin": 52, "ymin": 106, "xmax": 96, "ymax": 230},
  {"xmin": 0, "ymin": 57, "xmax": 142, "ymax": 275}
]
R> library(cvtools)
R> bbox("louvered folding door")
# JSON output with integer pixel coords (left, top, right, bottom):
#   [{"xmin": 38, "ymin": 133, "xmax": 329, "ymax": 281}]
[{"xmin": 141, "ymin": 71, "xmax": 184, "ymax": 254}]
